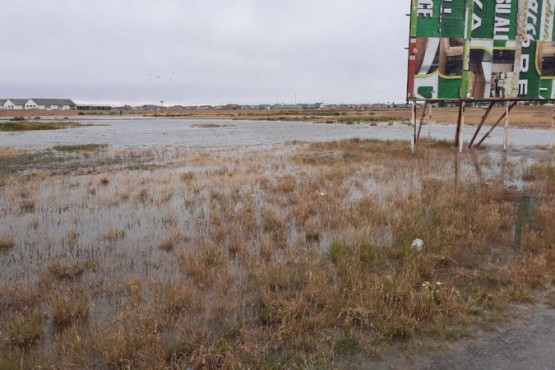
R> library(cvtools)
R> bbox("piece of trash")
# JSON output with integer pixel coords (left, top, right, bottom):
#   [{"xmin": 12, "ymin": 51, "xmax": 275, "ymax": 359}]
[{"xmin": 411, "ymin": 238, "xmax": 424, "ymax": 251}]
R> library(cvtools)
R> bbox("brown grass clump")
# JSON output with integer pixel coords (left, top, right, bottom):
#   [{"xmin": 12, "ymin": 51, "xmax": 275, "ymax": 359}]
[
  {"xmin": 19, "ymin": 200, "xmax": 36, "ymax": 213},
  {"xmin": 47, "ymin": 259, "xmax": 86, "ymax": 281},
  {"xmin": 546, "ymin": 291, "xmax": 555, "ymax": 308},
  {"xmin": 159, "ymin": 239, "xmax": 174, "ymax": 252},
  {"xmin": 51, "ymin": 292, "xmax": 89, "ymax": 327},
  {"xmin": 104, "ymin": 227, "xmax": 125, "ymax": 241},
  {"xmin": 5, "ymin": 312, "xmax": 43, "ymax": 349},
  {"xmin": 180, "ymin": 171, "xmax": 195, "ymax": 182},
  {"xmin": 0, "ymin": 236, "xmax": 14, "ymax": 251},
  {"xmin": 99, "ymin": 176, "xmax": 109, "ymax": 185}
]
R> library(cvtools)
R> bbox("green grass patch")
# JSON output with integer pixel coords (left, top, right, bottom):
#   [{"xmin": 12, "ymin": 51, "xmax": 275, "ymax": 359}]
[{"xmin": 0, "ymin": 152, "xmax": 60, "ymax": 174}]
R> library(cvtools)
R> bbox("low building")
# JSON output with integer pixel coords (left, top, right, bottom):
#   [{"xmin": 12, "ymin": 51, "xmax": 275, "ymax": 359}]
[
  {"xmin": 0, "ymin": 98, "xmax": 76, "ymax": 110},
  {"xmin": 2, "ymin": 99, "xmax": 27, "ymax": 110}
]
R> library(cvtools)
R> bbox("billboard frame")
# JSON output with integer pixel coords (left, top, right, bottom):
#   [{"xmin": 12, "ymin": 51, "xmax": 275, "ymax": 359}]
[{"xmin": 406, "ymin": 0, "xmax": 555, "ymax": 153}]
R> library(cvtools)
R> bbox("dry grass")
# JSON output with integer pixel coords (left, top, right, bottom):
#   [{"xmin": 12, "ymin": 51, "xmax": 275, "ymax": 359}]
[
  {"xmin": 46, "ymin": 259, "xmax": 86, "ymax": 281},
  {"xmin": 51, "ymin": 292, "xmax": 89, "ymax": 327},
  {"xmin": 5, "ymin": 312, "xmax": 43, "ymax": 349},
  {"xmin": 138, "ymin": 105, "xmax": 555, "ymax": 128},
  {"xmin": 0, "ymin": 236, "xmax": 14, "ymax": 251},
  {"xmin": 0, "ymin": 120, "xmax": 83, "ymax": 131},
  {"xmin": 0, "ymin": 139, "xmax": 554, "ymax": 368}
]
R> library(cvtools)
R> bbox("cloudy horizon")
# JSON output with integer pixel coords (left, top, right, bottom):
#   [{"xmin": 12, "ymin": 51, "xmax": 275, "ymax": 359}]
[{"xmin": 1, "ymin": 1, "xmax": 410, "ymax": 106}]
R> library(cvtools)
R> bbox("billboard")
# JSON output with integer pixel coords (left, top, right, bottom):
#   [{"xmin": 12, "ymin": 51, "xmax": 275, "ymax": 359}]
[{"xmin": 407, "ymin": 0, "xmax": 555, "ymax": 100}]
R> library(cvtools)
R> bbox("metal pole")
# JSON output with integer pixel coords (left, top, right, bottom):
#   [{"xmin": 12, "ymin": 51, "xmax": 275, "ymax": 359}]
[
  {"xmin": 455, "ymin": 101, "xmax": 464, "ymax": 148},
  {"xmin": 459, "ymin": 101, "xmax": 466, "ymax": 153},
  {"xmin": 552, "ymin": 106, "xmax": 555, "ymax": 150},
  {"xmin": 476, "ymin": 101, "xmax": 517, "ymax": 147},
  {"xmin": 503, "ymin": 101, "xmax": 509, "ymax": 151},
  {"xmin": 428, "ymin": 103, "xmax": 433, "ymax": 138},
  {"xmin": 411, "ymin": 100, "xmax": 416, "ymax": 153},
  {"xmin": 417, "ymin": 101, "xmax": 428, "ymax": 140},
  {"xmin": 468, "ymin": 101, "xmax": 495, "ymax": 148}
]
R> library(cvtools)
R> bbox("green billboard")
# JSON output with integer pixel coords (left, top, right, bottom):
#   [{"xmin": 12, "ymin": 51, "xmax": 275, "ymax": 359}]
[{"xmin": 407, "ymin": 0, "xmax": 555, "ymax": 100}]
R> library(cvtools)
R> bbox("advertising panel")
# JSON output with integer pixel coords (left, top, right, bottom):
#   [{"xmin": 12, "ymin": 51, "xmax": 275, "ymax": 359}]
[{"xmin": 407, "ymin": 0, "xmax": 555, "ymax": 100}]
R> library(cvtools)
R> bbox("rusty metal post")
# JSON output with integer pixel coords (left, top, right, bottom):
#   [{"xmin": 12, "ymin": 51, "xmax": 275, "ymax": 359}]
[
  {"xmin": 552, "ymin": 106, "xmax": 555, "ymax": 150},
  {"xmin": 468, "ymin": 101, "xmax": 495, "ymax": 148},
  {"xmin": 428, "ymin": 103, "xmax": 433, "ymax": 138},
  {"xmin": 459, "ymin": 101, "xmax": 466, "ymax": 153},
  {"xmin": 455, "ymin": 101, "xmax": 464, "ymax": 148},
  {"xmin": 476, "ymin": 101, "xmax": 517, "ymax": 148},
  {"xmin": 411, "ymin": 100, "xmax": 416, "ymax": 153},
  {"xmin": 503, "ymin": 101, "xmax": 509, "ymax": 151}
]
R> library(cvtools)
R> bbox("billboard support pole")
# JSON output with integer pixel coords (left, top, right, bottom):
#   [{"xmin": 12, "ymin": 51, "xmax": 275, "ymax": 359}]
[
  {"xmin": 503, "ymin": 101, "xmax": 510, "ymax": 151},
  {"xmin": 552, "ymin": 107, "xmax": 555, "ymax": 150},
  {"xmin": 417, "ymin": 101, "xmax": 428, "ymax": 140},
  {"xmin": 475, "ymin": 101, "xmax": 517, "ymax": 148},
  {"xmin": 455, "ymin": 101, "xmax": 466, "ymax": 152},
  {"xmin": 468, "ymin": 101, "xmax": 495, "ymax": 148},
  {"xmin": 455, "ymin": 102, "xmax": 463, "ymax": 147},
  {"xmin": 428, "ymin": 103, "xmax": 433, "ymax": 138},
  {"xmin": 411, "ymin": 100, "xmax": 416, "ymax": 153},
  {"xmin": 459, "ymin": 101, "xmax": 466, "ymax": 153}
]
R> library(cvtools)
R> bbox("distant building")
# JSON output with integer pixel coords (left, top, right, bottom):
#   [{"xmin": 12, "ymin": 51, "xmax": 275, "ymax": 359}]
[
  {"xmin": 0, "ymin": 98, "xmax": 76, "ymax": 110},
  {"xmin": 77, "ymin": 105, "xmax": 112, "ymax": 111},
  {"xmin": 2, "ymin": 99, "xmax": 27, "ymax": 110}
]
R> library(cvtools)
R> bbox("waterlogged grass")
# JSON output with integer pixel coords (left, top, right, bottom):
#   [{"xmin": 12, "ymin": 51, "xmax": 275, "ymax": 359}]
[
  {"xmin": 0, "ymin": 151, "xmax": 61, "ymax": 174},
  {"xmin": 191, "ymin": 123, "xmax": 229, "ymax": 128},
  {"xmin": 52, "ymin": 144, "xmax": 108, "ymax": 152},
  {"xmin": 0, "ymin": 139, "xmax": 554, "ymax": 368},
  {"xmin": 0, "ymin": 120, "xmax": 82, "ymax": 131}
]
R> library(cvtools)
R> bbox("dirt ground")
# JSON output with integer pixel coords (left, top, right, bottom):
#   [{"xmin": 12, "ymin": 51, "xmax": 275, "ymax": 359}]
[{"xmin": 390, "ymin": 304, "xmax": 555, "ymax": 370}]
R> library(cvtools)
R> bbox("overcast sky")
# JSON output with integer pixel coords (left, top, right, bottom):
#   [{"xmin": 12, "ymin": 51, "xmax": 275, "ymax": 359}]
[{"xmin": 0, "ymin": 1, "xmax": 410, "ymax": 106}]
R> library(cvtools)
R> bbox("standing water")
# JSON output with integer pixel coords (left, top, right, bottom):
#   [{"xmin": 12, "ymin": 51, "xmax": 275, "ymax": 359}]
[{"xmin": 0, "ymin": 116, "xmax": 553, "ymax": 149}]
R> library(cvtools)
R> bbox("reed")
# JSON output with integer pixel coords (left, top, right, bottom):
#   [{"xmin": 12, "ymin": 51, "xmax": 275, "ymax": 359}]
[{"xmin": 0, "ymin": 139, "xmax": 553, "ymax": 368}]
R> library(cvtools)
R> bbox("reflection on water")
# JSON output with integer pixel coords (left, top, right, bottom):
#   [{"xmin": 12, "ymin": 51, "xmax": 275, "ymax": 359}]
[
  {"xmin": 514, "ymin": 194, "xmax": 540, "ymax": 248},
  {"xmin": 0, "ymin": 116, "xmax": 553, "ymax": 149}
]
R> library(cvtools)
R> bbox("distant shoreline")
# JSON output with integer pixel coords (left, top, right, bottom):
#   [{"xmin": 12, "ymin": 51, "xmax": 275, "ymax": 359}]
[{"xmin": 1, "ymin": 105, "xmax": 555, "ymax": 129}]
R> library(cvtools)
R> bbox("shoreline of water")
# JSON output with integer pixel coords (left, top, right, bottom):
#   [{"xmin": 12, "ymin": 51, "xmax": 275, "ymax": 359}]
[{"xmin": 0, "ymin": 117, "xmax": 553, "ymax": 150}]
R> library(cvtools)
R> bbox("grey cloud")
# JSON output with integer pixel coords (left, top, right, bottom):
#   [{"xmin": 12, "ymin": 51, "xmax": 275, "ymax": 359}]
[{"xmin": 0, "ymin": 0, "xmax": 409, "ymax": 105}]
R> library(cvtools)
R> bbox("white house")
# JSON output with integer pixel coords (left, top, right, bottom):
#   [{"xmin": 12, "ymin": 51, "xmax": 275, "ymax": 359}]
[
  {"xmin": 31, "ymin": 99, "xmax": 76, "ymax": 110},
  {"xmin": 25, "ymin": 100, "xmax": 38, "ymax": 110},
  {"xmin": 2, "ymin": 99, "xmax": 27, "ymax": 110},
  {"xmin": 0, "ymin": 98, "xmax": 76, "ymax": 110}
]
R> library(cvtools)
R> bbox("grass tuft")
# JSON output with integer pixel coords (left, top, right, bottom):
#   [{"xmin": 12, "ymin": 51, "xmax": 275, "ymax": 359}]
[
  {"xmin": 0, "ymin": 236, "xmax": 15, "ymax": 251},
  {"xmin": 51, "ymin": 293, "xmax": 89, "ymax": 327},
  {"xmin": 6, "ymin": 312, "xmax": 43, "ymax": 349},
  {"xmin": 47, "ymin": 259, "xmax": 86, "ymax": 281},
  {"xmin": 53, "ymin": 143, "xmax": 108, "ymax": 152}
]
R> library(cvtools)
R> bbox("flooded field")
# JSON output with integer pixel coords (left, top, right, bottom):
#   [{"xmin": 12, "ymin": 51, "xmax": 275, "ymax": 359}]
[
  {"xmin": 0, "ymin": 116, "xmax": 553, "ymax": 149},
  {"xmin": 0, "ymin": 132, "xmax": 554, "ymax": 368}
]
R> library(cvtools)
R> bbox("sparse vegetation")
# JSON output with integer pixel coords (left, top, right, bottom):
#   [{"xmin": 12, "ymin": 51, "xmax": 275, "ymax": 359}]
[
  {"xmin": 0, "ymin": 236, "xmax": 14, "ymax": 251},
  {"xmin": 191, "ymin": 123, "xmax": 229, "ymax": 128},
  {"xmin": 5, "ymin": 312, "xmax": 43, "ymax": 349},
  {"xmin": 0, "ymin": 120, "xmax": 82, "ymax": 131},
  {"xmin": 53, "ymin": 144, "xmax": 108, "ymax": 152},
  {"xmin": 51, "ymin": 293, "xmax": 89, "ymax": 327},
  {"xmin": 0, "ymin": 138, "xmax": 554, "ymax": 368}
]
